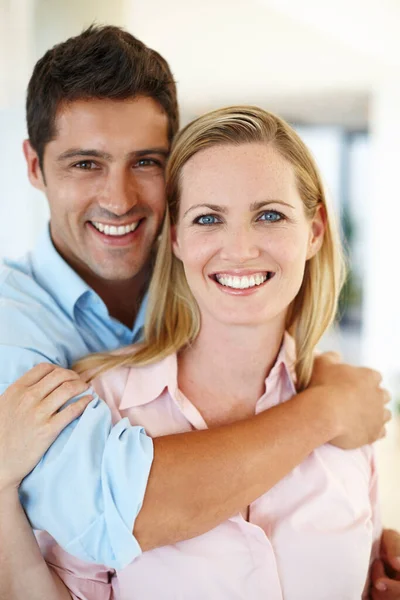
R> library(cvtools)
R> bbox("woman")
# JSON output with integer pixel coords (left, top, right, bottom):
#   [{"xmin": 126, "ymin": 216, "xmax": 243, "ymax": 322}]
[{"xmin": 38, "ymin": 106, "xmax": 380, "ymax": 599}]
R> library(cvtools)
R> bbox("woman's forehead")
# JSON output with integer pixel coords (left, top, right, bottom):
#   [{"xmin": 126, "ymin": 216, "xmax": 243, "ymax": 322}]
[{"xmin": 179, "ymin": 143, "xmax": 299, "ymax": 207}]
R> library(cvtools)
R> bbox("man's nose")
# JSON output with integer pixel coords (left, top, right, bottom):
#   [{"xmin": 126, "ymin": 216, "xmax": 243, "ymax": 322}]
[
  {"xmin": 99, "ymin": 169, "xmax": 139, "ymax": 216},
  {"xmin": 219, "ymin": 226, "xmax": 260, "ymax": 263}
]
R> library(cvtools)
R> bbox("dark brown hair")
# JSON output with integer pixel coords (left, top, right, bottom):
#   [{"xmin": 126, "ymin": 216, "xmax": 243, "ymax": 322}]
[{"xmin": 26, "ymin": 25, "xmax": 179, "ymax": 170}]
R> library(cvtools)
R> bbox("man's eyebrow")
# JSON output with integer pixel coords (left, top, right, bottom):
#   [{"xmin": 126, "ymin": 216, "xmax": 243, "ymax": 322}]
[
  {"xmin": 57, "ymin": 149, "xmax": 112, "ymax": 162},
  {"xmin": 57, "ymin": 147, "xmax": 170, "ymax": 162},
  {"xmin": 129, "ymin": 148, "xmax": 170, "ymax": 159},
  {"xmin": 184, "ymin": 200, "xmax": 295, "ymax": 218}
]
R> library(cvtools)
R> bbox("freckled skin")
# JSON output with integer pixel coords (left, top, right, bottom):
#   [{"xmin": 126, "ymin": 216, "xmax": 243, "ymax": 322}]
[{"xmin": 172, "ymin": 143, "xmax": 325, "ymax": 329}]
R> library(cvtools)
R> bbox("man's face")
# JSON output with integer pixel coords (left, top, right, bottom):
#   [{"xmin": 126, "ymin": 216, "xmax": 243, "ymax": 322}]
[{"xmin": 25, "ymin": 96, "xmax": 169, "ymax": 284}]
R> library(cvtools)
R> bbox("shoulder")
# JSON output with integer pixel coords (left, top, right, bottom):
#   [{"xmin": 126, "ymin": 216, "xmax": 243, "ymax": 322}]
[
  {"xmin": 0, "ymin": 256, "xmax": 57, "ymax": 312},
  {"xmin": 0, "ymin": 261, "xmax": 72, "ymax": 339},
  {"xmin": 0, "ymin": 259, "xmax": 80, "ymax": 383},
  {"xmin": 91, "ymin": 352, "xmax": 176, "ymax": 413},
  {"xmin": 91, "ymin": 365, "xmax": 132, "ymax": 415}
]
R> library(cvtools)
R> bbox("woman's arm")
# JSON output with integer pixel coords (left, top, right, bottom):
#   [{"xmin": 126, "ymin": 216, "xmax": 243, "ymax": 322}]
[{"xmin": 0, "ymin": 488, "xmax": 71, "ymax": 600}]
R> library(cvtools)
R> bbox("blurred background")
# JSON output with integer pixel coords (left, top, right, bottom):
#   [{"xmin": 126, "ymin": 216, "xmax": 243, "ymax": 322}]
[{"xmin": 0, "ymin": 0, "xmax": 399, "ymax": 527}]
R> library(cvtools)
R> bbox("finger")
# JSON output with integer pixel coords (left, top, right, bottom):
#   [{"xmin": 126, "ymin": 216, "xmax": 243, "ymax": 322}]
[
  {"xmin": 44, "ymin": 380, "xmax": 91, "ymax": 416},
  {"xmin": 372, "ymin": 576, "xmax": 400, "ymax": 596},
  {"xmin": 315, "ymin": 351, "xmax": 342, "ymax": 364},
  {"xmin": 384, "ymin": 408, "xmax": 392, "ymax": 424},
  {"xmin": 381, "ymin": 529, "xmax": 400, "ymax": 572},
  {"xmin": 15, "ymin": 363, "xmax": 56, "ymax": 386},
  {"xmin": 50, "ymin": 394, "xmax": 94, "ymax": 434},
  {"xmin": 379, "ymin": 427, "xmax": 387, "ymax": 440},
  {"xmin": 371, "ymin": 559, "xmax": 388, "ymax": 591},
  {"xmin": 30, "ymin": 367, "xmax": 81, "ymax": 401},
  {"xmin": 383, "ymin": 389, "xmax": 392, "ymax": 405},
  {"xmin": 361, "ymin": 367, "xmax": 383, "ymax": 386}
]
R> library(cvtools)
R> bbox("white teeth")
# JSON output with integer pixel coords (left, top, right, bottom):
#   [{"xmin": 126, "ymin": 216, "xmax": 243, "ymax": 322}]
[
  {"xmin": 92, "ymin": 221, "xmax": 139, "ymax": 236},
  {"xmin": 215, "ymin": 273, "xmax": 269, "ymax": 289}
]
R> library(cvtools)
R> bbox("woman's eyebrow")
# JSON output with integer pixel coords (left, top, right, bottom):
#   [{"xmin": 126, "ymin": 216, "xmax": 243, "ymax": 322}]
[
  {"xmin": 184, "ymin": 200, "xmax": 295, "ymax": 218},
  {"xmin": 183, "ymin": 204, "xmax": 227, "ymax": 218},
  {"xmin": 250, "ymin": 200, "xmax": 295, "ymax": 211}
]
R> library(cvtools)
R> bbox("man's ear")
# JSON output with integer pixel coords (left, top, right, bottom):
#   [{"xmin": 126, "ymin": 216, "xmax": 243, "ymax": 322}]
[
  {"xmin": 170, "ymin": 224, "xmax": 182, "ymax": 261},
  {"xmin": 23, "ymin": 140, "xmax": 46, "ymax": 191},
  {"xmin": 306, "ymin": 204, "xmax": 326, "ymax": 260}
]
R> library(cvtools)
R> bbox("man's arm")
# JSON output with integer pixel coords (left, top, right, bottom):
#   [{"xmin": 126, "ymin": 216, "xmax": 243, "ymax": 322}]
[{"xmin": 135, "ymin": 354, "xmax": 390, "ymax": 550}]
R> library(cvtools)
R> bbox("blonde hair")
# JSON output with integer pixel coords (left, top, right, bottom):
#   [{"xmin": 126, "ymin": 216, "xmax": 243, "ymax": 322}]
[{"xmin": 76, "ymin": 106, "xmax": 345, "ymax": 390}]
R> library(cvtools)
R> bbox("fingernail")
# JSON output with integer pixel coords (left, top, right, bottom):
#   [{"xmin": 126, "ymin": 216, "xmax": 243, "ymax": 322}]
[{"xmin": 375, "ymin": 581, "xmax": 387, "ymax": 591}]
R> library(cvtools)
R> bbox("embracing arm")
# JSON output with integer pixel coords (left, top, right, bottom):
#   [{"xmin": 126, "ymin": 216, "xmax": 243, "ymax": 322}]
[
  {"xmin": 0, "ymin": 489, "xmax": 72, "ymax": 600},
  {"xmin": 0, "ymin": 353, "xmax": 390, "ymax": 573},
  {"xmin": 135, "ymin": 354, "xmax": 389, "ymax": 550}
]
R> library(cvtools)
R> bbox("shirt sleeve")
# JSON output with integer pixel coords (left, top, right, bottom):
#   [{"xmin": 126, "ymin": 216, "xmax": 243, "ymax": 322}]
[
  {"xmin": 36, "ymin": 531, "xmax": 115, "ymax": 600},
  {"xmin": 0, "ymin": 346, "xmax": 154, "ymax": 569}
]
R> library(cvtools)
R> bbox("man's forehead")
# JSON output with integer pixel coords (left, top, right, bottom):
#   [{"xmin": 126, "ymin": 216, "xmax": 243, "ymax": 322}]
[{"xmin": 49, "ymin": 97, "xmax": 170, "ymax": 154}]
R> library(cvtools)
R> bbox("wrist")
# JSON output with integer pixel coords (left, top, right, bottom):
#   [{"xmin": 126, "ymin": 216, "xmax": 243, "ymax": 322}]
[
  {"xmin": 297, "ymin": 385, "xmax": 342, "ymax": 442},
  {"xmin": 0, "ymin": 481, "xmax": 20, "ymax": 505}
]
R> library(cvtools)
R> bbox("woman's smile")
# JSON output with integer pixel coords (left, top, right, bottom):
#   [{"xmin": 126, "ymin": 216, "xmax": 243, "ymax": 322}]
[{"xmin": 210, "ymin": 271, "xmax": 275, "ymax": 293}]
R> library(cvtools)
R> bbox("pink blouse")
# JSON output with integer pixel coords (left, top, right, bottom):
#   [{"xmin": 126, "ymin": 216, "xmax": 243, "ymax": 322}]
[{"xmin": 37, "ymin": 336, "xmax": 381, "ymax": 599}]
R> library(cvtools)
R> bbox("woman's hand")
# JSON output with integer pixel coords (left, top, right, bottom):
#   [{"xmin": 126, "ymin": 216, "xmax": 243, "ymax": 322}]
[
  {"xmin": 309, "ymin": 352, "xmax": 391, "ymax": 449},
  {"xmin": 0, "ymin": 363, "xmax": 93, "ymax": 493}
]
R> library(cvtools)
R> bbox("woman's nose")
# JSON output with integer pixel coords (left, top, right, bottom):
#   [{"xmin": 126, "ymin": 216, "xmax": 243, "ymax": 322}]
[{"xmin": 219, "ymin": 227, "xmax": 260, "ymax": 263}]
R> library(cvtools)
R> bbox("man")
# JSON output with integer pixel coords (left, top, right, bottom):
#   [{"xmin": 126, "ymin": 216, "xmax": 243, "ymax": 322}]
[{"xmin": 0, "ymin": 25, "xmax": 398, "ymax": 598}]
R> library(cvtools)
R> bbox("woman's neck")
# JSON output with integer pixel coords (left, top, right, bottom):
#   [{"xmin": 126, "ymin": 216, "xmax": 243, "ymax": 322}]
[{"xmin": 178, "ymin": 314, "xmax": 286, "ymax": 426}]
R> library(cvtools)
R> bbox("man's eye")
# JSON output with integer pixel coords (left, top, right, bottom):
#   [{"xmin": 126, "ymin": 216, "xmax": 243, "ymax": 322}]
[
  {"xmin": 136, "ymin": 158, "xmax": 162, "ymax": 168},
  {"xmin": 74, "ymin": 161, "xmax": 97, "ymax": 170},
  {"xmin": 258, "ymin": 210, "xmax": 284, "ymax": 222},
  {"xmin": 194, "ymin": 214, "xmax": 220, "ymax": 225}
]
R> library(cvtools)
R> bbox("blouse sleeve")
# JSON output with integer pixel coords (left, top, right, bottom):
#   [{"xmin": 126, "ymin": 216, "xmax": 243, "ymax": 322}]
[
  {"xmin": 362, "ymin": 446, "xmax": 382, "ymax": 599},
  {"xmin": 36, "ymin": 530, "xmax": 115, "ymax": 600}
]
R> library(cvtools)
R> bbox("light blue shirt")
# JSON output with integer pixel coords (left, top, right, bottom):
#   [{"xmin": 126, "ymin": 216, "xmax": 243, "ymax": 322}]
[{"xmin": 0, "ymin": 227, "xmax": 153, "ymax": 569}]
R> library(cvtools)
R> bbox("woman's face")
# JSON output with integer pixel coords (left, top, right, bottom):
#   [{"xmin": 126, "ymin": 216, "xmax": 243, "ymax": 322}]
[{"xmin": 172, "ymin": 142, "xmax": 325, "ymax": 328}]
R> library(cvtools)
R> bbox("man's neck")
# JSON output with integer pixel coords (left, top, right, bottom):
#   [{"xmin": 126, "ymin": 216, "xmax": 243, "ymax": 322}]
[
  {"xmin": 86, "ymin": 269, "xmax": 150, "ymax": 329},
  {"xmin": 49, "ymin": 232, "xmax": 150, "ymax": 328}
]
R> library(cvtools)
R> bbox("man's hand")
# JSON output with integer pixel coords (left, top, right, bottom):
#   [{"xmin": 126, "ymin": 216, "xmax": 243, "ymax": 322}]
[
  {"xmin": 371, "ymin": 529, "xmax": 400, "ymax": 599},
  {"xmin": 0, "ymin": 363, "xmax": 93, "ymax": 493},
  {"xmin": 309, "ymin": 352, "xmax": 391, "ymax": 449}
]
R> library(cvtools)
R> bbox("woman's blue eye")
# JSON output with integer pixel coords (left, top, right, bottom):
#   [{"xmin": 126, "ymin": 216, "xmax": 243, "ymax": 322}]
[
  {"xmin": 196, "ymin": 214, "xmax": 219, "ymax": 225},
  {"xmin": 258, "ymin": 210, "xmax": 283, "ymax": 222}
]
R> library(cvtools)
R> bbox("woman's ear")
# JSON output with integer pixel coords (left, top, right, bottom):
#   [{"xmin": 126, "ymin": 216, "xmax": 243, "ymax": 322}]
[
  {"xmin": 171, "ymin": 225, "xmax": 182, "ymax": 260},
  {"xmin": 306, "ymin": 204, "xmax": 326, "ymax": 260}
]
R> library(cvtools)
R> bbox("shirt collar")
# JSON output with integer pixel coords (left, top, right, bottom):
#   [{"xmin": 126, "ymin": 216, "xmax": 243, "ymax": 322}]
[
  {"xmin": 120, "ymin": 353, "xmax": 177, "ymax": 409},
  {"xmin": 31, "ymin": 226, "xmax": 148, "ymax": 339},
  {"xmin": 266, "ymin": 331, "xmax": 297, "ymax": 396},
  {"xmin": 31, "ymin": 226, "xmax": 91, "ymax": 318},
  {"xmin": 120, "ymin": 332, "xmax": 297, "ymax": 410},
  {"xmin": 132, "ymin": 290, "xmax": 148, "ymax": 342}
]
